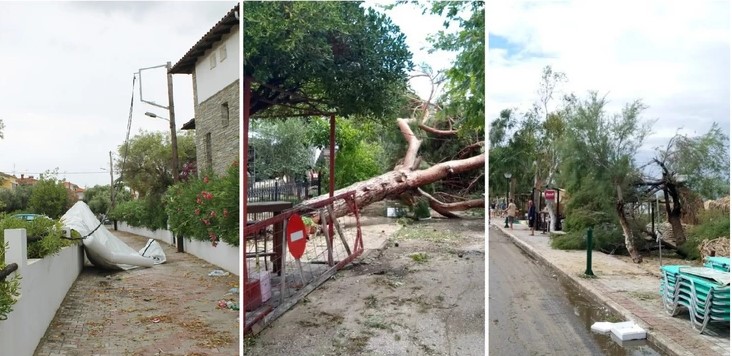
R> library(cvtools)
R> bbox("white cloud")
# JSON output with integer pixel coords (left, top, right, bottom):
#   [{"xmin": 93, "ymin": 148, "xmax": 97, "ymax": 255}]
[
  {"xmin": 487, "ymin": 0, "xmax": 730, "ymax": 158},
  {"xmin": 0, "ymin": 1, "xmax": 237, "ymax": 187}
]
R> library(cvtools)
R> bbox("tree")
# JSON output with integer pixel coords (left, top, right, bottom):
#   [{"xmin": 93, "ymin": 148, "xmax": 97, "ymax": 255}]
[
  {"xmin": 427, "ymin": 1, "xmax": 485, "ymax": 136},
  {"xmin": 0, "ymin": 186, "xmax": 32, "ymax": 213},
  {"xmin": 250, "ymin": 119, "xmax": 316, "ymax": 180},
  {"xmin": 116, "ymin": 130, "xmax": 196, "ymax": 198},
  {"xmin": 83, "ymin": 184, "xmax": 132, "ymax": 216},
  {"xmin": 559, "ymin": 92, "xmax": 653, "ymax": 263},
  {"xmin": 29, "ymin": 174, "xmax": 70, "ymax": 219},
  {"xmin": 640, "ymin": 123, "xmax": 729, "ymax": 247},
  {"xmin": 243, "ymin": 1, "xmax": 413, "ymax": 119}
]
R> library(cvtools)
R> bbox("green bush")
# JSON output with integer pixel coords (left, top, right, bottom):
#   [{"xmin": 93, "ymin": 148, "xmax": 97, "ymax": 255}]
[
  {"xmin": 109, "ymin": 194, "xmax": 168, "ymax": 231},
  {"xmin": 0, "ymin": 216, "xmax": 76, "ymax": 259},
  {"xmin": 551, "ymin": 223, "xmax": 620, "ymax": 251},
  {"xmin": 679, "ymin": 209, "xmax": 730, "ymax": 260},
  {"xmin": 166, "ymin": 161, "xmax": 239, "ymax": 246},
  {"xmin": 0, "ymin": 215, "xmax": 78, "ymax": 320}
]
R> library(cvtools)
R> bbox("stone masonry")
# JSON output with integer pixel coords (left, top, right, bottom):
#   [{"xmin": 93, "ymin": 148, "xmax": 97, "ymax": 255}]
[{"xmin": 192, "ymin": 76, "xmax": 240, "ymax": 176}]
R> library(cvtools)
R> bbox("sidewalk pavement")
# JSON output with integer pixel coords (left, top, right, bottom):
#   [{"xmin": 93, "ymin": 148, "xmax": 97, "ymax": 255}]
[{"xmin": 490, "ymin": 220, "xmax": 730, "ymax": 356}]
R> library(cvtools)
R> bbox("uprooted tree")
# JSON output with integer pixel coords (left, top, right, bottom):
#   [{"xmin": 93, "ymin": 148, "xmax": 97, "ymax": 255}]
[{"xmin": 244, "ymin": 1, "xmax": 485, "ymax": 218}]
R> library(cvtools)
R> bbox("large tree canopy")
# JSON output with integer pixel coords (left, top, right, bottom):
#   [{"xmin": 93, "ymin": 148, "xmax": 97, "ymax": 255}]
[
  {"xmin": 115, "ymin": 130, "xmax": 195, "ymax": 198},
  {"xmin": 243, "ymin": 1, "xmax": 413, "ymax": 118}
]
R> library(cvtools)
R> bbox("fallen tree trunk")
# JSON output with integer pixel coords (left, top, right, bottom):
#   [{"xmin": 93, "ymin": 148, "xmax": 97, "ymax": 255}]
[
  {"xmin": 300, "ymin": 153, "xmax": 485, "ymax": 219},
  {"xmin": 299, "ymin": 118, "xmax": 485, "ymax": 219}
]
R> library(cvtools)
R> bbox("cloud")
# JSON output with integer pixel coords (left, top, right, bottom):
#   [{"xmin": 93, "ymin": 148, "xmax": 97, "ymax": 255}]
[
  {"xmin": 0, "ymin": 1, "xmax": 237, "ymax": 187},
  {"xmin": 487, "ymin": 0, "xmax": 730, "ymax": 158}
]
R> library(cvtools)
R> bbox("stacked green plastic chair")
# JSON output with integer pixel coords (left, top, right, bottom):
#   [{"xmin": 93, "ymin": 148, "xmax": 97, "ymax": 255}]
[
  {"xmin": 659, "ymin": 265, "xmax": 730, "ymax": 333},
  {"xmin": 704, "ymin": 256, "xmax": 730, "ymax": 272}
]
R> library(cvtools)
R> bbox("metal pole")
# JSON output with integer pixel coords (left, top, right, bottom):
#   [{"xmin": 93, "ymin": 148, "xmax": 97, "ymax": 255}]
[
  {"xmin": 585, "ymin": 227, "xmax": 594, "ymax": 276},
  {"xmin": 329, "ymin": 114, "xmax": 335, "ymax": 240},
  {"xmin": 109, "ymin": 151, "xmax": 117, "ymax": 230},
  {"xmin": 243, "ymin": 76, "xmax": 251, "ymax": 332}
]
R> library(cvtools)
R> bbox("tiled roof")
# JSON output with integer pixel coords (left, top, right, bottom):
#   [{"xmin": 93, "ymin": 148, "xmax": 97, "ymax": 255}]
[{"xmin": 169, "ymin": 4, "xmax": 239, "ymax": 74}]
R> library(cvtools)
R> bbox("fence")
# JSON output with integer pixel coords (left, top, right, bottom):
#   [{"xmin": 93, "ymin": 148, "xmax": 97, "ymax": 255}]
[
  {"xmin": 244, "ymin": 191, "xmax": 364, "ymax": 335},
  {"xmin": 0, "ymin": 229, "xmax": 84, "ymax": 356},
  {"xmin": 248, "ymin": 176, "xmax": 321, "ymax": 203}
]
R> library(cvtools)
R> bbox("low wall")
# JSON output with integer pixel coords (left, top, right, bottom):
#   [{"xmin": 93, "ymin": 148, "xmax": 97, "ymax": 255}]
[
  {"xmin": 117, "ymin": 222, "xmax": 239, "ymax": 275},
  {"xmin": 0, "ymin": 229, "xmax": 84, "ymax": 356}
]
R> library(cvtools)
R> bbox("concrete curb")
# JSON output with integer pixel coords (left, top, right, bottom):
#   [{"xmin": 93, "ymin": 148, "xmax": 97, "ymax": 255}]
[{"xmin": 490, "ymin": 222, "xmax": 685, "ymax": 356}]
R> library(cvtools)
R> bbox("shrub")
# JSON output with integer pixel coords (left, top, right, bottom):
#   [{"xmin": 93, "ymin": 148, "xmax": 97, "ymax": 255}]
[
  {"xmin": 166, "ymin": 162, "xmax": 239, "ymax": 246},
  {"xmin": 109, "ymin": 194, "xmax": 168, "ymax": 231},
  {"xmin": 0, "ymin": 216, "xmax": 76, "ymax": 259},
  {"xmin": 0, "ymin": 215, "xmax": 78, "ymax": 320},
  {"xmin": 679, "ymin": 209, "xmax": 730, "ymax": 260}
]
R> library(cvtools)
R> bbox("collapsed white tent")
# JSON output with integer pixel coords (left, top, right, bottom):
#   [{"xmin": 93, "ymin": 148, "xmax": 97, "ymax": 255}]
[{"xmin": 60, "ymin": 201, "xmax": 164, "ymax": 270}]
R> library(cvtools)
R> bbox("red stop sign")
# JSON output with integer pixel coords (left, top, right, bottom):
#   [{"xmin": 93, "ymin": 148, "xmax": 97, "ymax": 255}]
[
  {"xmin": 544, "ymin": 190, "xmax": 556, "ymax": 200},
  {"xmin": 286, "ymin": 214, "xmax": 308, "ymax": 260}
]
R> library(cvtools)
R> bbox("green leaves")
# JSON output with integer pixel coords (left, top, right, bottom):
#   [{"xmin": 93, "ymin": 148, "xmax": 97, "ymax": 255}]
[
  {"xmin": 662, "ymin": 123, "xmax": 729, "ymax": 200},
  {"xmin": 244, "ymin": 1, "xmax": 413, "ymax": 118}
]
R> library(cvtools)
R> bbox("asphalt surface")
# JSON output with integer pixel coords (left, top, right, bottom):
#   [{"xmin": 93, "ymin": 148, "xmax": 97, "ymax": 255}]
[{"xmin": 489, "ymin": 228, "xmax": 607, "ymax": 355}]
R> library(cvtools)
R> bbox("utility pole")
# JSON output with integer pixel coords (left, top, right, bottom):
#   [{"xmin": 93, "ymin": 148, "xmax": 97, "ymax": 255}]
[
  {"xmin": 166, "ymin": 61, "xmax": 180, "ymax": 183},
  {"xmin": 109, "ymin": 151, "xmax": 117, "ymax": 230}
]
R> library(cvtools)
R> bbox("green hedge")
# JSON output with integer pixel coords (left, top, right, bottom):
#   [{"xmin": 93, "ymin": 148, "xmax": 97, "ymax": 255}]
[
  {"xmin": 1, "ymin": 215, "xmax": 78, "ymax": 320},
  {"xmin": 166, "ymin": 162, "xmax": 239, "ymax": 246}
]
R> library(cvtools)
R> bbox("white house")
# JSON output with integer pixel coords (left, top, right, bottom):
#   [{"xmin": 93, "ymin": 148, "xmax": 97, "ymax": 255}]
[{"xmin": 170, "ymin": 4, "xmax": 240, "ymax": 176}]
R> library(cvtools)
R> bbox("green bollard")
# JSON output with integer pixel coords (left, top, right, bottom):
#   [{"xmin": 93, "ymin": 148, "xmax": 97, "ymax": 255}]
[{"xmin": 585, "ymin": 227, "xmax": 594, "ymax": 276}]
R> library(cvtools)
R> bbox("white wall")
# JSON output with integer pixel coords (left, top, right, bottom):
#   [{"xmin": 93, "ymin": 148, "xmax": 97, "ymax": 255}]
[
  {"xmin": 194, "ymin": 26, "xmax": 239, "ymax": 104},
  {"xmin": 117, "ymin": 222, "xmax": 239, "ymax": 275},
  {"xmin": 0, "ymin": 229, "xmax": 84, "ymax": 356}
]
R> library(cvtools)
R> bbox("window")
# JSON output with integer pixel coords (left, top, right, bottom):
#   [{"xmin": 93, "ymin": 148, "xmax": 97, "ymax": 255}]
[
  {"xmin": 219, "ymin": 45, "xmax": 227, "ymax": 62},
  {"xmin": 205, "ymin": 132, "xmax": 213, "ymax": 170},
  {"xmin": 209, "ymin": 52, "xmax": 217, "ymax": 69},
  {"xmin": 221, "ymin": 102, "xmax": 229, "ymax": 126}
]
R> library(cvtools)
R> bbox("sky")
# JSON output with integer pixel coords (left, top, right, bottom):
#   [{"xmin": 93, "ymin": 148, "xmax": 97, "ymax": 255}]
[
  {"xmin": 0, "ymin": 1, "xmax": 237, "ymax": 188},
  {"xmin": 487, "ymin": 0, "xmax": 730, "ymax": 171},
  {"xmin": 368, "ymin": 1, "xmax": 459, "ymax": 102}
]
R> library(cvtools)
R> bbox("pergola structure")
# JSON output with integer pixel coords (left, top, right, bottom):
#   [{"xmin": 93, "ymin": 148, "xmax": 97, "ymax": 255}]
[{"xmin": 243, "ymin": 75, "xmax": 342, "ymax": 331}]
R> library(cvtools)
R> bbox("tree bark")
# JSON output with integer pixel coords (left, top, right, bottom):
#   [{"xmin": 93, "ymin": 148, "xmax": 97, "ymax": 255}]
[
  {"xmin": 616, "ymin": 185, "xmax": 643, "ymax": 263},
  {"xmin": 301, "ymin": 154, "xmax": 485, "ymax": 219}
]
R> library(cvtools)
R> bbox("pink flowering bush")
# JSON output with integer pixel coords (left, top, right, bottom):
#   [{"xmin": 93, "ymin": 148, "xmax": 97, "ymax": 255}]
[{"xmin": 166, "ymin": 161, "xmax": 239, "ymax": 246}]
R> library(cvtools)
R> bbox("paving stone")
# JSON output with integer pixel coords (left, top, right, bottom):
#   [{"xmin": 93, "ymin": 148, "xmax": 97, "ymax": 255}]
[{"xmin": 491, "ymin": 221, "xmax": 730, "ymax": 356}]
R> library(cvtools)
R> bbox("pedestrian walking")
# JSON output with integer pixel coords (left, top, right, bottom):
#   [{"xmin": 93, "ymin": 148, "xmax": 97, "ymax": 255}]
[
  {"xmin": 506, "ymin": 199, "xmax": 517, "ymax": 229},
  {"xmin": 528, "ymin": 200, "xmax": 537, "ymax": 236}
]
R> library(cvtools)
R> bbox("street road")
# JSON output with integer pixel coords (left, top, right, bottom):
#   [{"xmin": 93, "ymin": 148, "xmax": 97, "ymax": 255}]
[{"xmin": 489, "ymin": 227, "xmax": 606, "ymax": 355}]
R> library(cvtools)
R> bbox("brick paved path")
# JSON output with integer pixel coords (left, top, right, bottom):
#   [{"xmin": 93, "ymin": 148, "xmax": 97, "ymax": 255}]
[
  {"xmin": 491, "ymin": 221, "xmax": 730, "ymax": 356},
  {"xmin": 35, "ymin": 231, "xmax": 239, "ymax": 356}
]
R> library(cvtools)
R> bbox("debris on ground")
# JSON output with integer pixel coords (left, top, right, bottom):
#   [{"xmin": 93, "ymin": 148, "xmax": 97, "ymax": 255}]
[{"xmin": 208, "ymin": 269, "xmax": 230, "ymax": 277}]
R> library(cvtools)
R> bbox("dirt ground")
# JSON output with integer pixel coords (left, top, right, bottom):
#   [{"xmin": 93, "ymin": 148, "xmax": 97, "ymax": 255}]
[
  {"xmin": 35, "ymin": 230, "xmax": 240, "ymax": 356},
  {"xmin": 244, "ymin": 209, "xmax": 485, "ymax": 356}
]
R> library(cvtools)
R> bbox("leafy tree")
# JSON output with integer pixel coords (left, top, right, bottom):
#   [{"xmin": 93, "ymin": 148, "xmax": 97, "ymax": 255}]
[
  {"xmin": 428, "ymin": 1, "xmax": 485, "ymax": 136},
  {"xmin": 29, "ymin": 174, "xmax": 70, "ymax": 219},
  {"xmin": 243, "ymin": 1, "xmax": 413, "ymax": 119},
  {"xmin": 308, "ymin": 117, "xmax": 385, "ymax": 189},
  {"xmin": 0, "ymin": 185, "xmax": 32, "ymax": 213},
  {"xmin": 249, "ymin": 119, "xmax": 316, "ymax": 180},
  {"xmin": 0, "ymin": 118, "xmax": 4, "ymax": 139},
  {"xmin": 116, "ymin": 130, "xmax": 195, "ymax": 198},
  {"xmin": 83, "ymin": 185, "xmax": 132, "ymax": 216},
  {"xmin": 659, "ymin": 123, "xmax": 729, "ymax": 200},
  {"xmin": 558, "ymin": 92, "xmax": 653, "ymax": 262}
]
